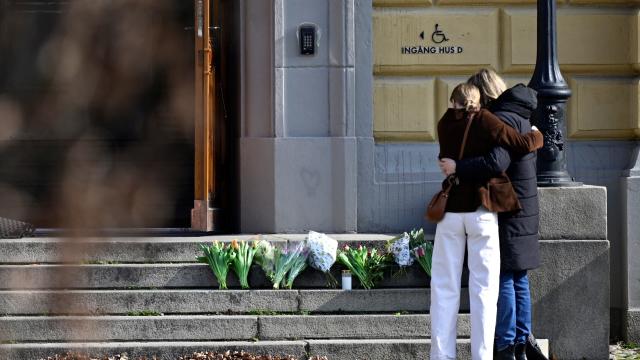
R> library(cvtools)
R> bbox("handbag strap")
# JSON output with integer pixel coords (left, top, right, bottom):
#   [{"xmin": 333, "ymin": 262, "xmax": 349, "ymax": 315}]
[
  {"xmin": 442, "ymin": 112, "xmax": 475, "ymax": 194},
  {"xmin": 442, "ymin": 175, "xmax": 456, "ymax": 194},
  {"xmin": 458, "ymin": 112, "xmax": 475, "ymax": 160}
]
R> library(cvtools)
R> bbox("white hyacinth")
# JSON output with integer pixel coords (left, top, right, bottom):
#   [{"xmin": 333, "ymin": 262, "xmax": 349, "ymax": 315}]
[{"xmin": 306, "ymin": 231, "xmax": 338, "ymax": 272}]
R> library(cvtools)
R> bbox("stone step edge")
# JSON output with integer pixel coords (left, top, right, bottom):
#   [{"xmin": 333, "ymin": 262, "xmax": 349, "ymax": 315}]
[
  {"xmin": 0, "ymin": 314, "xmax": 471, "ymax": 342},
  {"xmin": 0, "ymin": 288, "xmax": 471, "ymax": 315},
  {"xmin": 0, "ymin": 239, "xmax": 595, "ymax": 265},
  {"xmin": 0, "ymin": 263, "xmax": 436, "ymax": 290},
  {"xmin": 3, "ymin": 234, "xmax": 402, "ymax": 243},
  {"xmin": 0, "ymin": 234, "xmax": 418, "ymax": 264}
]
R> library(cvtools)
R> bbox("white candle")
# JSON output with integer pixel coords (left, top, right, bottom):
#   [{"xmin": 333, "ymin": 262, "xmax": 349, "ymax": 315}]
[{"xmin": 342, "ymin": 270, "xmax": 352, "ymax": 290}]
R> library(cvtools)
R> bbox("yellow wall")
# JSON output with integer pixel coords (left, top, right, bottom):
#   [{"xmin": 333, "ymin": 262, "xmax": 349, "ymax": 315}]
[{"xmin": 373, "ymin": 1, "xmax": 640, "ymax": 141}]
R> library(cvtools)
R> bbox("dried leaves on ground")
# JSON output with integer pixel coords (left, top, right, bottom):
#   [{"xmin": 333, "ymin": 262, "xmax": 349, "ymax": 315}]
[
  {"xmin": 611, "ymin": 343, "xmax": 640, "ymax": 360},
  {"xmin": 43, "ymin": 352, "xmax": 329, "ymax": 360},
  {"xmin": 43, "ymin": 354, "xmax": 132, "ymax": 360},
  {"xmin": 179, "ymin": 351, "xmax": 301, "ymax": 360}
]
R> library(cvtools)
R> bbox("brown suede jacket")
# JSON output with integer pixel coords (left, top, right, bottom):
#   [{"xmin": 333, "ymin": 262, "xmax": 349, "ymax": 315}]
[{"xmin": 437, "ymin": 108, "xmax": 543, "ymax": 213}]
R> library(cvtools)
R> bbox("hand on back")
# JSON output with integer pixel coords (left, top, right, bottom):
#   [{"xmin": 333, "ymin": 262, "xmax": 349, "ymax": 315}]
[{"xmin": 439, "ymin": 158, "xmax": 456, "ymax": 176}]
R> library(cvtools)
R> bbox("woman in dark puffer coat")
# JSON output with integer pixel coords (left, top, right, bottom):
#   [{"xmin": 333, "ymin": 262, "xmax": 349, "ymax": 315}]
[{"xmin": 439, "ymin": 70, "xmax": 541, "ymax": 360}]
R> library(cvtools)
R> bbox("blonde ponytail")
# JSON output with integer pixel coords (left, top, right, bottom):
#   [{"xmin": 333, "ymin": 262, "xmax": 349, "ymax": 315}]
[{"xmin": 450, "ymin": 83, "xmax": 481, "ymax": 113}]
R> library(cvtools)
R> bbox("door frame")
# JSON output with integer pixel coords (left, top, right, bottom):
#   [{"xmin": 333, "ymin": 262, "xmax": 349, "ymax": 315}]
[{"xmin": 191, "ymin": 0, "xmax": 218, "ymax": 231}]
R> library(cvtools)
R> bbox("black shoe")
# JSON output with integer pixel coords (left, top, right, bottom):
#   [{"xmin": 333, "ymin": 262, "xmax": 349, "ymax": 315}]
[
  {"xmin": 496, "ymin": 345, "xmax": 516, "ymax": 360},
  {"xmin": 515, "ymin": 342, "xmax": 527, "ymax": 360},
  {"xmin": 525, "ymin": 334, "xmax": 549, "ymax": 360}
]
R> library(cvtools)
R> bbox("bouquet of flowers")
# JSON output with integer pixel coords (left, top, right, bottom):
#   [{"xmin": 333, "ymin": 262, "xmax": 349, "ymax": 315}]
[
  {"xmin": 387, "ymin": 228, "xmax": 433, "ymax": 277},
  {"xmin": 254, "ymin": 239, "xmax": 275, "ymax": 274},
  {"xmin": 407, "ymin": 228, "xmax": 426, "ymax": 250},
  {"xmin": 306, "ymin": 231, "xmax": 338, "ymax": 288},
  {"xmin": 197, "ymin": 241, "xmax": 235, "ymax": 289},
  {"xmin": 284, "ymin": 243, "xmax": 309, "ymax": 289},
  {"xmin": 337, "ymin": 244, "xmax": 389, "ymax": 289},
  {"xmin": 407, "ymin": 228, "xmax": 433, "ymax": 277},
  {"xmin": 388, "ymin": 232, "xmax": 414, "ymax": 268},
  {"xmin": 229, "ymin": 239, "xmax": 258, "ymax": 289},
  {"xmin": 257, "ymin": 241, "xmax": 309, "ymax": 289},
  {"xmin": 413, "ymin": 241, "xmax": 434, "ymax": 277}
]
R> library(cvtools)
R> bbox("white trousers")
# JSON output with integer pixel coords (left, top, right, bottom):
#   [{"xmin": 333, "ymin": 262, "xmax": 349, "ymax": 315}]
[{"xmin": 430, "ymin": 208, "xmax": 501, "ymax": 360}]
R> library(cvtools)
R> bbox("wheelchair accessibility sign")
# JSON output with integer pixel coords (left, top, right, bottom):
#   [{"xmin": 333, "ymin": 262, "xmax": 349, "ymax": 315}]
[{"xmin": 402, "ymin": 24, "xmax": 463, "ymax": 55}]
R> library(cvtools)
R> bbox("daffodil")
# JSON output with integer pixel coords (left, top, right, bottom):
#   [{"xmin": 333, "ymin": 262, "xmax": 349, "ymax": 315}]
[
  {"xmin": 197, "ymin": 242, "xmax": 234, "ymax": 289},
  {"xmin": 230, "ymin": 240, "xmax": 257, "ymax": 289}
]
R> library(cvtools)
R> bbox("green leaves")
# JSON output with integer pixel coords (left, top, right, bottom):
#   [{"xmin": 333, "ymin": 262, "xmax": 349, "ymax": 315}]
[
  {"xmin": 198, "ymin": 241, "xmax": 234, "ymax": 289},
  {"xmin": 337, "ymin": 245, "xmax": 389, "ymax": 289},
  {"xmin": 284, "ymin": 250, "xmax": 308, "ymax": 289},
  {"xmin": 229, "ymin": 240, "xmax": 258, "ymax": 289},
  {"xmin": 271, "ymin": 243, "xmax": 308, "ymax": 289},
  {"xmin": 413, "ymin": 242, "xmax": 434, "ymax": 277}
]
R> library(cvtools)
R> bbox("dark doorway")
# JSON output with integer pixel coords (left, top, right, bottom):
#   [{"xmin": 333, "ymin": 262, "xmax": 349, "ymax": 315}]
[{"xmin": 0, "ymin": 1, "xmax": 197, "ymax": 228}]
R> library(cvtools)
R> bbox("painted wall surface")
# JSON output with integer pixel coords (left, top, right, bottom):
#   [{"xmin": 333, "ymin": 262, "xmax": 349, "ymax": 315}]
[{"xmin": 240, "ymin": 0, "xmax": 357, "ymax": 233}]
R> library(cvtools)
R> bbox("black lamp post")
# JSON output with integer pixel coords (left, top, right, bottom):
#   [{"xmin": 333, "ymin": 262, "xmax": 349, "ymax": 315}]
[{"xmin": 528, "ymin": 0, "xmax": 582, "ymax": 187}]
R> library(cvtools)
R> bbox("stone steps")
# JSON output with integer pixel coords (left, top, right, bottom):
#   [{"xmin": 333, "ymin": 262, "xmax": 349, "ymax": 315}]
[
  {"xmin": 0, "ymin": 289, "xmax": 471, "ymax": 315},
  {"xmin": 0, "ymin": 339, "xmax": 477, "ymax": 360},
  {"xmin": 0, "ymin": 314, "xmax": 471, "ymax": 342},
  {"xmin": 0, "ymin": 236, "xmax": 586, "ymax": 359}
]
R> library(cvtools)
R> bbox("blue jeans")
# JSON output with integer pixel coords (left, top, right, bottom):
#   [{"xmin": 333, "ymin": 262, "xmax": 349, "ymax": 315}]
[{"xmin": 495, "ymin": 270, "xmax": 532, "ymax": 350}]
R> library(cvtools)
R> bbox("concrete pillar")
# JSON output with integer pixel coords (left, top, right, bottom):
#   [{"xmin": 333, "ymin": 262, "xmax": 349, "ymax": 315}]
[
  {"xmin": 239, "ymin": 0, "xmax": 357, "ymax": 233},
  {"xmin": 535, "ymin": 186, "xmax": 610, "ymax": 359},
  {"xmin": 623, "ymin": 143, "xmax": 640, "ymax": 342}
]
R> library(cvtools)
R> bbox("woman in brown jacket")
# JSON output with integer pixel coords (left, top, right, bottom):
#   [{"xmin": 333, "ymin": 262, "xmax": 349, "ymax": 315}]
[{"xmin": 430, "ymin": 84, "xmax": 543, "ymax": 360}]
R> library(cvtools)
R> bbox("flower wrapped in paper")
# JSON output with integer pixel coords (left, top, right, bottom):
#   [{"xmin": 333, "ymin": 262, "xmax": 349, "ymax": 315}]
[
  {"xmin": 387, "ymin": 228, "xmax": 432, "ymax": 278},
  {"xmin": 413, "ymin": 241, "xmax": 434, "ymax": 277},
  {"xmin": 389, "ymin": 232, "xmax": 414, "ymax": 267},
  {"xmin": 254, "ymin": 239, "xmax": 275, "ymax": 278},
  {"xmin": 306, "ymin": 231, "xmax": 339, "ymax": 288}
]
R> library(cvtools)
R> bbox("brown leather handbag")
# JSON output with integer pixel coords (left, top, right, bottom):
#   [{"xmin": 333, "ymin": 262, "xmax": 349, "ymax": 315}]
[
  {"xmin": 478, "ymin": 173, "xmax": 522, "ymax": 213},
  {"xmin": 425, "ymin": 114, "xmax": 474, "ymax": 223}
]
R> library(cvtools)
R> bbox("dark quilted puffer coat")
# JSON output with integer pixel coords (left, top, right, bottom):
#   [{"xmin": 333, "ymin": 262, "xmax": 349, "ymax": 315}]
[{"xmin": 455, "ymin": 84, "xmax": 541, "ymax": 271}]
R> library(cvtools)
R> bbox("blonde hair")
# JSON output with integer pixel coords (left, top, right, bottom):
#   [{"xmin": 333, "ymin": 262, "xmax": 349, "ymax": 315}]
[
  {"xmin": 450, "ymin": 83, "xmax": 481, "ymax": 112},
  {"xmin": 467, "ymin": 68, "xmax": 507, "ymax": 107}
]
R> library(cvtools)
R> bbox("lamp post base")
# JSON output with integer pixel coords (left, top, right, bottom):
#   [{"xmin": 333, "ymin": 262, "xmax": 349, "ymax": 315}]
[{"xmin": 536, "ymin": 171, "xmax": 583, "ymax": 187}]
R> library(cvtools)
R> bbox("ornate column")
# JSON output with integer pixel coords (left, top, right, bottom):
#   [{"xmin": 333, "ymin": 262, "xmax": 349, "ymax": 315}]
[{"xmin": 528, "ymin": 0, "xmax": 581, "ymax": 187}]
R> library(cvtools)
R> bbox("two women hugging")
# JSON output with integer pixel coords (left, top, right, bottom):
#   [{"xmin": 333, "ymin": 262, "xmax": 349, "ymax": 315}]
[{"xmin": 430, "ymin": 69, "xmax": 546, "ymax": 360}]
